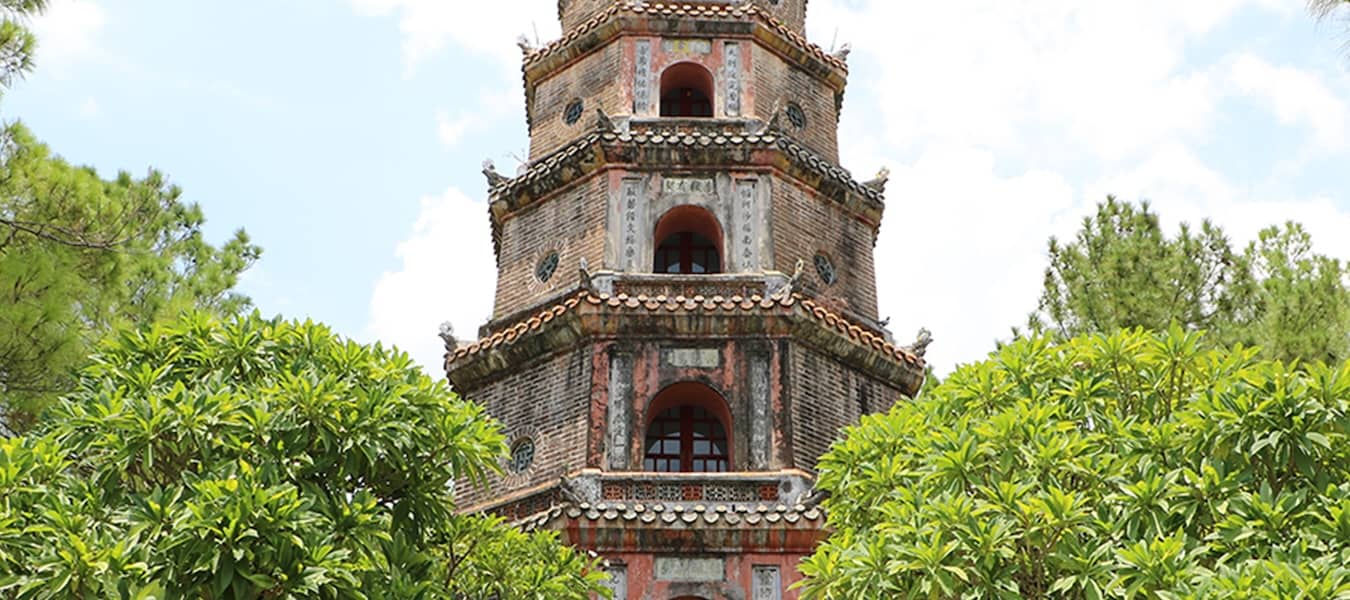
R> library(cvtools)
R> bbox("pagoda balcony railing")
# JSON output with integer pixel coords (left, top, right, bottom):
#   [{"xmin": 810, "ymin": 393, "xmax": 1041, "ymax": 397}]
[
  {"xmin": 483, "ymin": 469, "xmax": 818, "ymax": 521},
  {"xmin": 624, "ymin": 116, "xmax": 765, "ymax": 137},
  {"xmin": 590, "ymin": 270, "xmax": 790, "ymax": 301},
  {"xmin": 585, "ymin": 469, "xmax": 815, "ymax": 506}
]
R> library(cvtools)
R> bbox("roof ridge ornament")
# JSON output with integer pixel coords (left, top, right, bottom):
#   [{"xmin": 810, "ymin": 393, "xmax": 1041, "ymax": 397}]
[
  {"xmin": 771, "ymin": 258, "xmax": 806, "ymax": 301},
  {"xmin": 904, "ymin": 328, "xmax": 933, "ymax": 358},
  {"xmin": 482, "ymin": 159, "xmax": 510, "ymax": 189},
  {"xmin": 862, "ymin": 166, "xmax": 889, "ymax": 193},
  {"xmin": 593, "ymin": 107, "xmax": 616, "ymax": 132}
]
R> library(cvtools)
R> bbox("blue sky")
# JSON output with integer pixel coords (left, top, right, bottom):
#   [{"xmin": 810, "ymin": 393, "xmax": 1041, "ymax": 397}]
[{"xmin": 10, "ymin": 0, "xmax": 1350, "ymax": 376}]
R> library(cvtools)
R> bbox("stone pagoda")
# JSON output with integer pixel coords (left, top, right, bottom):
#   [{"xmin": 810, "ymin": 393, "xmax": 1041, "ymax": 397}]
[{"xmin": 444, "ymin": 1, "xmax": 927, "ymax": 597}]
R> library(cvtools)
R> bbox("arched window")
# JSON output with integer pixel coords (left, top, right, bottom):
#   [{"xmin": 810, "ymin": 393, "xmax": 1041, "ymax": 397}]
[
  {"xmin": 660, "ymin": 63, "xmax": 714, "ymax": 118},
  {"xmin": 653, "ymin": 205, "xmax": 723, "ymax": 275},
  {"xmin": 644, "ymin": 382, "xmax": 731, "ymax": 473}
]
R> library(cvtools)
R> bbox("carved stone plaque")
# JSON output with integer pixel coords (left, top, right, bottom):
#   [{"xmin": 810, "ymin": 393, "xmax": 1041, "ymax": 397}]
[
  {"xmin": 604, "ymin": 565, "xmax": 628, "ymax": 599},
  {"xmin": 620, "ymin": 178, "xmax": 644, "ymax": 271},
  {"xmin": 662, "ymin": 348, "xmax": 720, "ymax": 369},
  {"xmin": 662, "ymin": 177, "xmax": 716, "ymax": 195},
  {"xmin": 724, "ymin": 42, "xmax": 741, "ymax": 116},
  {"xmin": 735, "ymin": 179, "xmax": 760, "ymax": 270},
  {"xmin": 634, "ymin": 39, "xmax": 652, "ymax": 114},
  {"xmin": 662, "ymin": 38, "xmax": 712, "ymax": 55},
  {"xmin": 655, "ymin": 557, "xmax": 724, "ymax": 582},
  {"xmin": 753, "ymin": 565, "xmax": 782, "ymax": 600},
  {"xmin": 607, "ymin": 352, "xmax": 634, "ymax": 470},
  {"xmin": 749, "ymin": 352, "xmax": 771, "ymax": 470}
]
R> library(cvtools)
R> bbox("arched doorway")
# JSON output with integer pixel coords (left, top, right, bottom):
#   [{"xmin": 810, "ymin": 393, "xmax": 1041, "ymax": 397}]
[
  {"xmin": 653, "ymin": 205, "xmax": 723, "ymax": 274},
  {"xmin": 660, "ymin": 62, "xmax": 714, "ymax": 117},
  {"xmin": 644, "ymin": 382, "xmax": 732, "ymax": 473}
]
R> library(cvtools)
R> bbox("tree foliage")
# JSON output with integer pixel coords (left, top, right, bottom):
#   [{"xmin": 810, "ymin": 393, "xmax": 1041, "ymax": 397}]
[
  {"xmin": 0, "ymin": 0, "xmax": 47, "ymax": 89},
  {"xmin": 0, "ymin": 312, "xmax": 608, "ymax": 599},
  {"xmin": 0, "ymin": 124, "xmax": 261, "ymax": 431},
  {"xmin": 800, "ymin": 327, "xmax": 1350, "ymax": 599},
  {"xmin": 1033, "ymin": 197, "xmax": 1350, "ymax": 364}
]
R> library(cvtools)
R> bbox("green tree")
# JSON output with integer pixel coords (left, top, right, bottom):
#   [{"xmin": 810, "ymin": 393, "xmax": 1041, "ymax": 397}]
[
  {"xmin": 1033, "ymin": 197, "xmax": 1254, "ymax": 341},
  {"xmin": 0, "ymin": 1, "xmax": 46, "ymax": 89},
  {"xmin": 0, "ymin": 312, "xmax": 609, "ymax": 599},
  {"xmin": 799, "ymin": 327, "xmax": 1350, "ymax": 599},
  {"xmin": 0, "ymin": 0, "xmax": 260, "ymax": 430},
  {"xmin": 1032, "ymin": 197, "xmax": 1350, "ymax": 363},
  {"xmin": 1244, "ymin": 222, "xmax": 1350, "ymax": 363},
  {"xmin": 0, "ymin": 124, "xmax": 261, "ymax": 432}
]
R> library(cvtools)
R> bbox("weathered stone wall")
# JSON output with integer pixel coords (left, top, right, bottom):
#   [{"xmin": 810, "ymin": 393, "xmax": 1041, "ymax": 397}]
[
  {"xmin": 454, "ymin": 347, "xmax": 593, "ymax": 509},
  {"xmin": 769, "ymin": 175, "xmax": 879, "ymax": 320},
  {"xmin": 528, "ymin": 40, "xmax": 626, "ymax": 160},
  {"xmin": 750, "ymin": 44, "xmax": 839, "ymax": 162},
  {"xmin": 492, "ymin": 175, "xmax": 608, "ymax": 320},
  {"xmin": 786, "ymin": 341, "xmax": 904, "ymax": 473}
]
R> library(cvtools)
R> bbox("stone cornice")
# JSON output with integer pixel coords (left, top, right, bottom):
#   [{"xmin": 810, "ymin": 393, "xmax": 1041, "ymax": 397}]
[
  {"xmin": 444, "ymin": 288, "xmax": 924, "ymax": 395},
  {"xmin": 524, "ymin": 1, "xmax": 847, "ymax": 91},
  {"xmin": 485, "ymin": 125, "xmax": 886, "ymax": 264}
]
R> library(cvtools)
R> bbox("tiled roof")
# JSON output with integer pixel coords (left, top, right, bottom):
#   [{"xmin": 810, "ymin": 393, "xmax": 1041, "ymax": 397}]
[
  {"xmin": 515, "ymin": 500, "xmax": 825, "ymax": 532},
  {"xmin": 488, "ymin": 128, "xmax": 882, "ymax": 205},
  {"xmin": 525, "ymin": 1, "xmax": 847, "ymax": 73},
  {"xmin": 444, "ymin": 290, "xmax": 923, "ymax": 368}
]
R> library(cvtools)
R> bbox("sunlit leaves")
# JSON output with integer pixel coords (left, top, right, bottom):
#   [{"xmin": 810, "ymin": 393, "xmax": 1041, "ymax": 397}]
[
  {"xmin": 0, "ymin": 313, "xmax": 606, "ymax": 599},
  {"xmin": 800, "ymin": 328, "xmax": 1350, "ymax": 599}
]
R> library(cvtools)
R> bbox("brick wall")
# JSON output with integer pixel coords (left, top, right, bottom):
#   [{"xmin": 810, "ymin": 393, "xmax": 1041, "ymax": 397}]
[
  {"xmin": 785, "ymin": 342, "xmax": 904, "ymax": 472},
  {"xmin": 769, "ymin": 175, "xmax": 879, "ymax": 320},
  {"xmin": 529, "ymin": 41, "xmax": 625, "ymax": 160},
  {"xmin": 751, "ymin": 0, "xmax": 808, "ymax": 33},
  {"xmin": 750, "ymin": 44, "xmax": 839, "ymax": 163},
  {"xmin": 493, "ymin": 174, "xmax": 608, "ymax": 320},
  {"xmin": 558, "ymin": 0, "xmax": 617, "ymax": 31},
  {"xmin": 455, "ymin": 348, "xmax": 593, "ymax": 509}
]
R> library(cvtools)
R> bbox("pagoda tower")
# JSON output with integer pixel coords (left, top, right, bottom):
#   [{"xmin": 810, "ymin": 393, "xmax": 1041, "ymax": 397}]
[{"xmin": 445, "ymin": 1, "xmax": 927, "ymax": 597}]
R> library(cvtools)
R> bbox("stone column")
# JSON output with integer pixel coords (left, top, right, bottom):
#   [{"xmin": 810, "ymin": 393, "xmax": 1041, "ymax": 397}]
[
  {"xmin": 748, "ymin": 349, "xmax": 772, "ymax": 470},
  {"xmin": 606, "ymin": 350, "xmax": 635, "ymax": 470}
]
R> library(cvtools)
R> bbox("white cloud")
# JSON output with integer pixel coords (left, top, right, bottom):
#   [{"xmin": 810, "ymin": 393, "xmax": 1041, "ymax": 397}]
[
  {"xmin": 435, "ymin": 110, "xmax": 470, "ymax": 146},
  {"xmin": 349, "ymin": 0, "xmax": 559, "ymax": 76},
  {"xmin": 367, "ymin": 187, "xmax": 497, "ymax": 376},
  {"xmin": 77, "ymin": 96, "xmax": 98, "ymax": 118},
  {"xmin": 875, "ymin": 146, "xmax": 1081, "ymax": 370},
  {"xmin": 1229, "ymin": 53, "xmax": 1348, "ymax": 151},
  {"xmin": 30, "ymin": 0, "xmax": 105, "ymax": 73},
  {"xmin": 804, "ymin": 0, "xmax": 1350, "ymax": 371},
  {"xmin": 366, "ymin": 0, "xmax": 1350, "ymax": 377},
  {"xmin": 1092, "ymin": 145, "xmax": 1350, "ymax": 259},
  {"xmin": 433, "ymin": 87, "xmax": 522, "ymax": 147},
  {"xmin": 807, "ymin": 0, "xmax": 1282, "ymax": 162}
]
